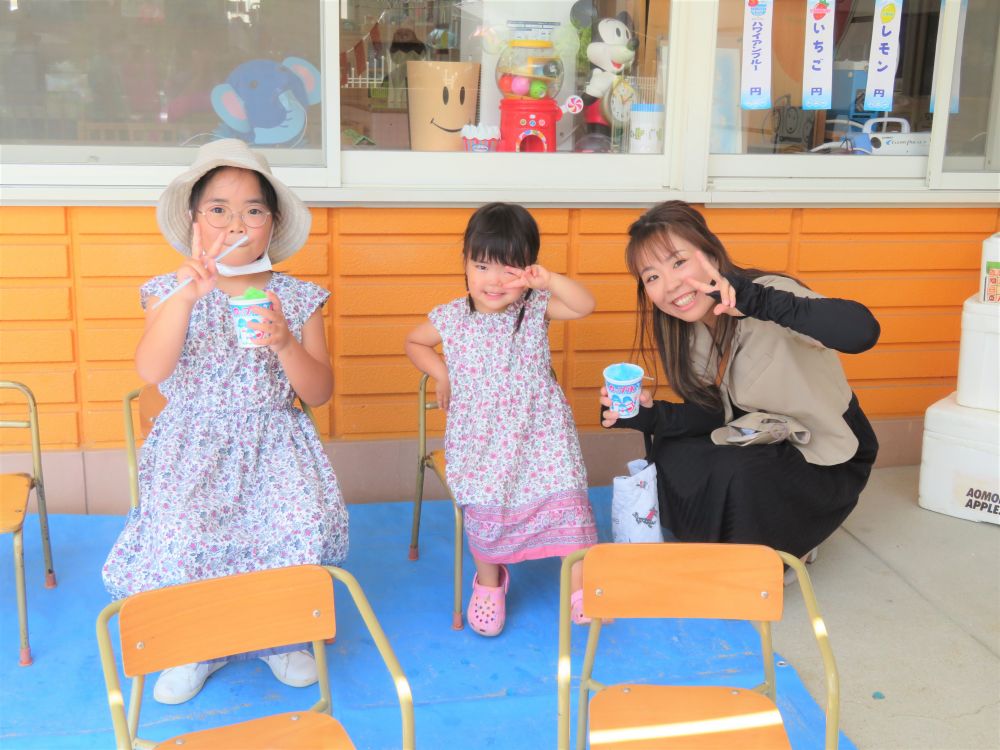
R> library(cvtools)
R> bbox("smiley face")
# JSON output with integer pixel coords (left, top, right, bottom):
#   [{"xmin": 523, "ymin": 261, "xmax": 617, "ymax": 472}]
[
  {"xmin": 430, "ymin": 81, "xmax": 471, "ymax": 132},
  {"xmin": 407, "ymin": 61, "xmax": 481, "ymax": 151}
]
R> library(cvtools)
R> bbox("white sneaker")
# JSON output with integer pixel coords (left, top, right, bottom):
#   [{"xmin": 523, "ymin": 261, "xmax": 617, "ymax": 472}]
[
  {"xmin": 260, "ymin": 649, "xmax": 318, "ymax": 688},
  {"xmin": 784, "ymin": 548, "xmax": 820, "ymax": 586},
  {"xmin": 153, "ymin": 661, "xmax": 226, "ymax": 704}
]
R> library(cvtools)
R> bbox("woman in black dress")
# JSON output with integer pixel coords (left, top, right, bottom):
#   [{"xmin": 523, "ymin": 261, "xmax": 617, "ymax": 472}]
[{"xmin": 601, "ymin": 201, "xmax": 879, "ymax": 558}]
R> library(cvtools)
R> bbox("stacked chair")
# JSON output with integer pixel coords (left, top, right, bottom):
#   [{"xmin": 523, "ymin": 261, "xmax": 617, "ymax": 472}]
[{"xmin": 0, "ymin": 381, "xmax": 57, "ymax": 666}]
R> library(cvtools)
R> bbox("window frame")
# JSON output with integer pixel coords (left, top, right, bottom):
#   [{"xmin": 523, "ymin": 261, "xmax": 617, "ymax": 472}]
[{"xmin": 0, "ymin": 0, "xmax": 995, "ymax": 206}]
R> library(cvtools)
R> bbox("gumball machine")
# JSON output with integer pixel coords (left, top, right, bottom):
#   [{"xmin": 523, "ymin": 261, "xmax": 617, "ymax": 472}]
[{"xmin": 495, "ymin": 40, "xmax": 566, "ymax": 153}]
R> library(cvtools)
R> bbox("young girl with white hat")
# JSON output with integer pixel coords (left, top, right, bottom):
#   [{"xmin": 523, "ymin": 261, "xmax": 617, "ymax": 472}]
[{"xmin": 102, "ymin": 139, "xmax": 349, "ymax": 704}]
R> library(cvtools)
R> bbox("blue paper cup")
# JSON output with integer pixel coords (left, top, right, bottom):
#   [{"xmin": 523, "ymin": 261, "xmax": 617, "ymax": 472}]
[
  {"xmin": 603, "ymin": 362, "xmax": 644, "ymax": 419},
  {"xmin": 229, "ymin": 297, "xmax": 272, "ymax": 348}
]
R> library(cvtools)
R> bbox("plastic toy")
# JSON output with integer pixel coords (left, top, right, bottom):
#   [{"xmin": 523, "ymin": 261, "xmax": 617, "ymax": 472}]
[
  {"xmin": 211, "ymin": 57, "xmax": 321, "ymax": 146},
  {"xmin": 495, "ymin": 40, "xmax": 581, "ymax": 153},
  {"xmin": 570, "ymin": 1, "xmax": 639, "ymax": 152},
  {"xmin": 811, "ymin": 116, "xmax": 930, "ymax": 156}
]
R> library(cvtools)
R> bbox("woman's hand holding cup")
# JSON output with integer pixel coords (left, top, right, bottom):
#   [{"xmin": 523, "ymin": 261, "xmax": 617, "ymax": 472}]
[{"xmin": 600, "ymin": 386, "xmax": 653, "ymax": 427}]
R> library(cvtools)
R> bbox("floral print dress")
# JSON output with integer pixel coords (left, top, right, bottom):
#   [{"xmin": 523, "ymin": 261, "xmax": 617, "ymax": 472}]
[
  {"xmin": 429, "ymin": 291, "xmax": 597, "ymax": 563},
  {"xmin": 103, "ymin": 273, "xmax": 349, "ymax": 602}
]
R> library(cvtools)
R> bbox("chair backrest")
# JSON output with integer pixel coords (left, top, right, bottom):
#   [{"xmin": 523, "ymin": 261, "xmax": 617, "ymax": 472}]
[
  {"xmin": 581, "ymin": 543, "xmax": 784, "ymax": 622},
  {"xmin": 97, "ymin": 564, "xmax": 416, "ymax": 749},
  {"xmin": 123, "ymin": 385, "xmax": 164, "ymax": 510},
  {"xmin": 0, "ymin": 381, "xmax": 42, "ymax": 483},
  {"xmin": 417, "ymin": 373, "xmax": 436, "ymax": 460},
  {"xmin": 417, "ymin": 372, "xmax": 435, "ymax": 411},
  {"xmin": 117, "ymin": 565, "xmax": 335, "ymax": 676},
  {"xmin": 136, "ymin": 385, "xmax": 166, "ymax": 439},
  {"xmin": 559, "ymin": 544, "xmax": 837, "ymax": 750}
]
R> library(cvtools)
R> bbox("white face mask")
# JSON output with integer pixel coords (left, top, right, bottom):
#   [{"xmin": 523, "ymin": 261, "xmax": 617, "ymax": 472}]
[
  {"xmin": 214, "ymin": 226, "xmax": 274, "ymax": 277},
  {"xmin": 216, "ymin": 252, "xmax": 272, "ymax": 277}
]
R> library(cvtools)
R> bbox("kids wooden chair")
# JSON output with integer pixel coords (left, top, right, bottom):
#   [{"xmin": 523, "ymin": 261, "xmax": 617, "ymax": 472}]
[
  {"xmin": 123, "ymin": 385, "xmax": 319, "ymax": 509},
  {"xmin": 0, "ymin": 381, "xmax": 57, "ymax": 666},
  {"xmin": 557, "ymin": 543, "xmax": 840, "ymax": 750},
  {"xmin": 408, "ymin": 372, "xmax": 465, "ymax": 630},
  {"xmin": 96, "ymin": 564, "xmax": 415, "ymax": 749},
  {"xmin": 123, "ymin": 385, "xmax": 166, "ymax": 509}
]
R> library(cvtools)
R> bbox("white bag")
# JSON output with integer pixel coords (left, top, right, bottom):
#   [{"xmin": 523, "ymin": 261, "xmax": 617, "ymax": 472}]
[{"xmin": 611, "ymin": 459, "xmax": 663, "ymax": 543}]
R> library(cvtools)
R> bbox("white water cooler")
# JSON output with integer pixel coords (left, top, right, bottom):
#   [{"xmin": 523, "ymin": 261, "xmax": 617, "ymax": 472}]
[{"xmin": 918, "ymin": 234, "xmax": 1000, "ymax": 524}]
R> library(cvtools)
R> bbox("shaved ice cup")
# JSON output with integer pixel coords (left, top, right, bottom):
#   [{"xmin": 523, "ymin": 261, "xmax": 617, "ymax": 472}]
[
  {"xmin": 229, "ymin": 290, "xmax": 272, "ymax": 348},
  {"xmin": 604, "ymin": 363, "xmax": 644, "ymax": 419}
]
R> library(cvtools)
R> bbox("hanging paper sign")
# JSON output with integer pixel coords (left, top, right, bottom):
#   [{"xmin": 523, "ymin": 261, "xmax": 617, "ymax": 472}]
[
  {"xmin": 740, "ymin": 0, "xmax": 773, "ymax": 110},
  {"xmin": 802, "ymin": 0, "xmax": 835, "ymax": 110},
  {"xmin": 930, "ymin": 0, "xmax": 967, "ymax": 114},
  {"xmin": 864, "ymin": 0, "xmax": 904, "ymax": 112}
]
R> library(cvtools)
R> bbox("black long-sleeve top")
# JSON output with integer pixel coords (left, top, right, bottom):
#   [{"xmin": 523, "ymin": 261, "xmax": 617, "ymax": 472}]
[{"xmin": 606, "ymin": 272, "xmax": 880, "ymax": 442}]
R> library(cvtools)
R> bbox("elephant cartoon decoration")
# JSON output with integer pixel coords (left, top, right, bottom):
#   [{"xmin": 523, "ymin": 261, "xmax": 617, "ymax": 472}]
[{"xmin": 211, "ymin": 57, "xmax": 321, "ymax": 146}]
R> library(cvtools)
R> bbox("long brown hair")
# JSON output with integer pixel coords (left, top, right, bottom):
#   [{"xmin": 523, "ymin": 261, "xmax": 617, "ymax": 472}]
[{"xmin": 625, "ymin": 201, "xmax": 771, "ymax": 410}]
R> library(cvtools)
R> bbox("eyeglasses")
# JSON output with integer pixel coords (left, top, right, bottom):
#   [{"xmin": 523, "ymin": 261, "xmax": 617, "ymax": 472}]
[{"xmin": 196, "ymin": 205, "xmax": 271, "ymax": 229}]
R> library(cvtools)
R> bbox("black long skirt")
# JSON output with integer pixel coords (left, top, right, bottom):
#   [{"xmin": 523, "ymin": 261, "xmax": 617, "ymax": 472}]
[{"xmin": 654, "ymin": 396, "xmax": 878, "ymax": 559}]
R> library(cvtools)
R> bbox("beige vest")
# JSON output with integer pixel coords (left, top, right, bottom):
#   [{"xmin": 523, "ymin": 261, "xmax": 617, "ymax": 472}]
[{"xmin": 691, "ymin": 275, "xmax": 859, "ymax": 466}]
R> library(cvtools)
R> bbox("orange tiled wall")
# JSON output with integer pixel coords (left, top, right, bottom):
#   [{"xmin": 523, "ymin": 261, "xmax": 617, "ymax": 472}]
[{"xmin": 1, "ymin": 205, "xmax": 997, "ymax": 451}]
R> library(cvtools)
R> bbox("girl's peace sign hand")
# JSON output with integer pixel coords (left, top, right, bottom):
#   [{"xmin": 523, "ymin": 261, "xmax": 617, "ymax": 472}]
[
  {"xmin": 688, "ymin": 250, "xmax": 740, "ymax": 317},
  {"xmin": 502, "ymin": 264, "xmax": 551, "ymax": 291},
  {"xmin": 175, "ymin": 224, "xmax": 224, "ymax": 301}
]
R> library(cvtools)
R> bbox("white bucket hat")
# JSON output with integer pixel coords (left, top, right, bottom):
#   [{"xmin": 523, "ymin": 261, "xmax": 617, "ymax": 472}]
[{"xmin": 156, "ymin": 139, "xmax": 311, "ymax": 264}]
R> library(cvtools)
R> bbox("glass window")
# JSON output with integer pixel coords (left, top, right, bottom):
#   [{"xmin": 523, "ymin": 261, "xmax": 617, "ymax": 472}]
[
  {"xmin": 0, "ymin": 1, "xmax": 323, "ymax": 165},
  {"xmin": 941, "ymin": 0, "xmax": 999, "ymax": 173},
  {"xmin": 712, "ymin": 0, "xmax": 941, "ymax": 156},
  {"xmin": 338, "ymin": 0, "xmax": 669, "ymax": 155}
]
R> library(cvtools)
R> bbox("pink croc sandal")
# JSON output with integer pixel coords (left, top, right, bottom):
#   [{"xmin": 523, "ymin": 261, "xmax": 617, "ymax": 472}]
[
  {"xmin": 571, "ymin": 589, "xmax": 590, "ymax": 625},
  {"xmin": 467, "ymin": 565, "xmax": 509, "ymax": 637},
  {"xmin": 572, "ymin": 589, "xmax": 612, "ymax": 625}
]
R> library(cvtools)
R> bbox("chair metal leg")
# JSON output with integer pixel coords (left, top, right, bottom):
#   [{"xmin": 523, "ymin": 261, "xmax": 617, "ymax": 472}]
[
  {"xmin": 576, "ymin": 622, "xmax": 603, "ymax": 750},
  {"xmin": 409, "ymin": 459, "xmax": 426, "ymax": 561},
  {"xmin": 13, "ymin": 529, "xmax": 32, "ymax": 666},
  {"xmin": 33, "ymin": 482, "xmax": 57, "ymax": 588},
  {"xmin": 452, "ymin": 502, "xmax": 464, "ymax": 630},
  {"xmin": 127, "ymin": 675, "xmax": 144, "ymax": 737},
  {"xmin": 759, "ymin": 620, "xmax": 776, "ymax": 701}
]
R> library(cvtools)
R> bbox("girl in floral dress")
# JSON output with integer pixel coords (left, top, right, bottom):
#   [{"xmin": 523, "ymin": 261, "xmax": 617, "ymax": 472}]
[
  {"xmin": 102, "ymin": 140, "xmax": 349, "ymax": 704},
  {"xmin": 405, "ymin": 202, "xmax": 598, "ymax": 637}
]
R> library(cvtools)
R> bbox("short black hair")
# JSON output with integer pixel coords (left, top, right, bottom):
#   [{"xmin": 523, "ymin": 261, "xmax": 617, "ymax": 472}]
[
  {"xmin": 462, "ymin": 202, "xmax": 540, "ymax": 269},
  {"xmin": 463, "ymin": 203, "xmax": 540, "ymax": 331}
]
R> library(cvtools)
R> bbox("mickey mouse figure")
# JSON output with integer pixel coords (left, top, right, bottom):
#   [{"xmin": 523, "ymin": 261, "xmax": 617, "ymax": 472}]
[{"xmin": 571, "ymin": 1, "xmax": 639, "ymax": 152}]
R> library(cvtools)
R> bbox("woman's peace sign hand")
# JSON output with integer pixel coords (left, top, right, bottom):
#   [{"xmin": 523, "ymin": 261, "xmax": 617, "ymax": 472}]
[{"xmin": 688, "ymin": 250, "xmax": 740, "ymax": 317}]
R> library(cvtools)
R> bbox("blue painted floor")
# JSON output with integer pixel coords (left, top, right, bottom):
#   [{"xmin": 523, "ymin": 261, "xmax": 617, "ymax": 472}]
[{"xmin": 1, "ymin": 489, "xmax": 854, "ymax": 749}]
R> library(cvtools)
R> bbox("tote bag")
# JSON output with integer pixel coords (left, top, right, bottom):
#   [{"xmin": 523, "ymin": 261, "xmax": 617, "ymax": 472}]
[{"xmin": 611, "ymin": 459, "xmax": 663, "ymax": 543}]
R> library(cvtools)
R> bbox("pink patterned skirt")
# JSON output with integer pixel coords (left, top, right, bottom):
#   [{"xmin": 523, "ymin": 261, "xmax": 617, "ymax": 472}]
[{"xmin": 462, "ymin": 489, "xmax": 597, "ymax": 564}]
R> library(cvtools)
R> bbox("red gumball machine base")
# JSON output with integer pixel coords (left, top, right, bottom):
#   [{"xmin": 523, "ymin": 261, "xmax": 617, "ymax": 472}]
[{"xmin": 497, "ymin": 98, "xmax": 562, "ymax": 153}]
